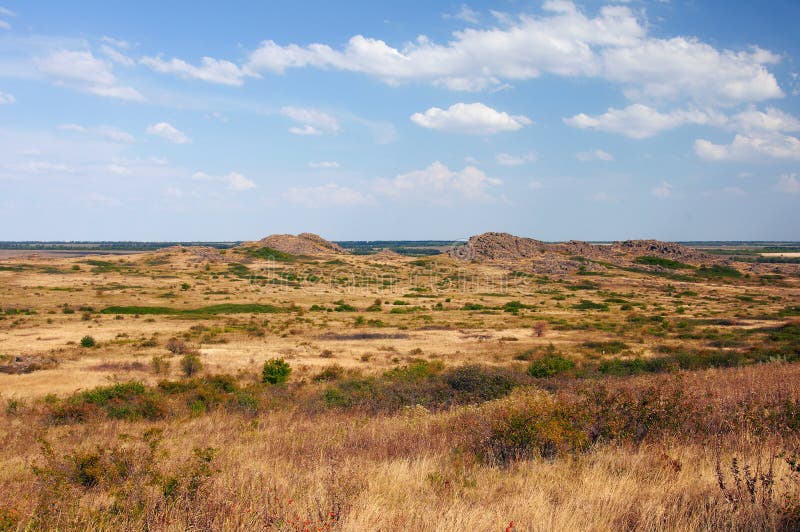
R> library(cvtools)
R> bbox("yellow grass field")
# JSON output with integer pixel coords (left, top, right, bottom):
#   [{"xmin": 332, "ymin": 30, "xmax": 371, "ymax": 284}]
[{"xmin": 1, "ymin": 243, "xmax": 799, "ymax": 530}]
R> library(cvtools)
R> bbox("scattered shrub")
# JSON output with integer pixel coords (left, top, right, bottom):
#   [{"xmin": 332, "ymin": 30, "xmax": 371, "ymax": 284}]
[
  {"xmin": 166, "ymin": 337, "xmax": 187, "ymax": 354},
  {"xmin": 528, "ymin": 352, "xmax": 575, "ymax": 378},
  {"xmin": 262, "ymin": 358, "xmax": 291, "ymax": 384},
  {"xmin": 180, "ymin": 352, "xmax": 203, "ymax": 377},
  {"xmin": 80, "ymin": 336, "xmax": 95, "ymax": 348}
]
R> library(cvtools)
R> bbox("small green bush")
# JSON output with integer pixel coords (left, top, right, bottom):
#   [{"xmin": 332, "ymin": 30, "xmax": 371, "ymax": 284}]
[
  {"xmin": 180, "ymin": 353, "xmax": 203, "ymax": 377},
  {"xmin": 262, "ymin": 358, "xmax": 291, "ymax": 384},
  {"xmin": 80, "ymin": 335, "xmax": 96, "ymax": 348},
  {"xmin": 528, "ymin": 353, "xmax": 575, "ymax": 378}
]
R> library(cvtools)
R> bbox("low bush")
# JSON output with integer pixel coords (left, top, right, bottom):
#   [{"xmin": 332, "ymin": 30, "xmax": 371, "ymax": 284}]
[
  {"xmin": 80, "ymin": 336, "xmax": 95, "ymax": 348},
  {"xmin": 180, "ymin": 353, "xmax": 203, "ymax": 377},
  {"xmin": 262, "ymin": 358, "xmax": 291, "ymax": 384},
  {"xmin": 528, "ymin": 352, "xmax": 575, "ymax": 378}
]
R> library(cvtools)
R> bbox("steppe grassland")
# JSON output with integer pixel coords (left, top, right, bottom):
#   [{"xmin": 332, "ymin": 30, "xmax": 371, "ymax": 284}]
[{"xmin": 0, "ymin": 248, "xmax": 799, "ymax": 530}]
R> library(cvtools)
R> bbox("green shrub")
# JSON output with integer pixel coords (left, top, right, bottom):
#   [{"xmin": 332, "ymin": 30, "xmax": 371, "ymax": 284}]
[
  {"xmin": 384, "ymin": 359, "xmax": 443, "ymax": 382},
  {"xmin": 696, "ymin": 265, "xmax": 742, "ymax": 279},
  {"xmin": 262, "ymin": 358, "xmax": 291, "ymax": 384},
  {"xmin": 80, "ymin": 335, "xmax": 95, "ymax": 348},
  {"xmin": 572, "ymin": 300, "xmax": 609, "ymax": 311},
  {"xmin": 443, "ymin": 365, "xmax": 515, "ymax": 402},
  {"xmin": 527, "ymin": 353, "xmax": 575, "ymax": 378},
  {"xmin": 465, "ymin": 392, "xmax": 588, "ymax": 466},
  {"xmin": 180, "ymin": 353, "xmax": 203, "ymax": 377},
  {"xmin": 634, "ymin": 256, "xmax": 694, "ymax": 269},
  {"xmin": 582, "ymin": 340, "xmax": 629, "ymax": 354}
]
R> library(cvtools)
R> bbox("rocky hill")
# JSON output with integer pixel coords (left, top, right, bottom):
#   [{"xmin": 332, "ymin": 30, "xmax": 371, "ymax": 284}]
[
  {"xmin": 241, "ymin": 233, "xmax": 347, "ymax": 257},
  {"xmin": 447, "ymin": 232, "xmax": 719, "ymax": 274}
]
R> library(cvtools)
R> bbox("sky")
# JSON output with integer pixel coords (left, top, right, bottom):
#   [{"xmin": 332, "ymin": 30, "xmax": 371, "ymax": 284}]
[{"xmin": 0, "ymin": 0, "xmax": 799, "ymax": 242}]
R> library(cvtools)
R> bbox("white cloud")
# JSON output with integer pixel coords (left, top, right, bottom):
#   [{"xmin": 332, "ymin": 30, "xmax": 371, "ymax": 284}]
[
  {"xmin": 0, "ymin": 91, "xmax": 14, "ymax": 104},
  {"xmin": 694, "ymin": 134, "xmax": 800, "ymax": 161},
  {"xmin": 308, "ymin": 161, "xmax": 340, "ymax": 169},
  {"xmin": 280, "ymin": 106, "xmax": 340, "ymax": 135},
  {"xmin": 146, "ymin": 122, "xmax": 191, "ymax": 144},
  {"xmin": 284, "ymin": 183, "xmax": 371, "ymax": 207},
  {"xmin": 36, "ymin": 50, "xmax": 145, "ymax": 102},
  {"xmin": 565, "ymin": 104, "xmax": 721, "ymax": 138},
  {"xmin": 528, "ymin": 180, "xmax": 544, "ymax": 190},
  {"xmin": 289, "ymin": 125, "xmax": 321, "ymax": 136},
  {"xmin": 411, "ymin": 102, "xmax": 531, "ymax": 134},
  {"xmin": 776, "ymin": 173, "xmax": 800, "ymax": 194},
  {"xmin": 375, "ymin": 161, "xmax": 501, "ymax": 200},
  {"xmin": 100, "ymin": 44, "xmax": 134, "ymax": 67},
  {"xmin": 495, "ymin": 152, "xmax": 536, "ymax": 165},
  {"xmin": 601, "ymin": 38, "xmax": 782, "ymax": 105},
  {"xmin": 729, "ymin": 106, "xmax": 800, "ymax": 133},
  {"xmin": 576, "ymin": 149, "xmax": 614, "ymax": 161},
  {"xmin": 59, "ymin": 123, "xmax": 135, "ymax": 143},
  {"xmin": 100, "ymin": 36, "xmax": 130, "ymax": 50},
  {"xmin": 141, "ymin": 55, "xmax": 250, "ymax": 86},
  {"xmin": 192, "ymin": 170, "xmax": 256, "ymax": 191},
  {"xmin": 444, "ymin": 5, "xmax": 480, "ymax": 24},
  {"xmin": 224, "ymin": 172, "xmax": 256, "ymax": 191},
  {"xmin": 0, "ymin": 6, "xmax": 14, "ymax": 30},
  {"xmin": 651, "ymin": 182, "xmax": 673, "ymax": 198},
  {"xmin": 232, "ymin": 2, "xmax": 780, "ymax": 105}
]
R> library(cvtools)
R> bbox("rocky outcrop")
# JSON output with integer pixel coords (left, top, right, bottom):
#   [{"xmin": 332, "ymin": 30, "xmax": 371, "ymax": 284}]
[
  {"xmin": 448, "ymin": 232, "xmax": 547, "ymax": 261},
  {"xmin": 246, "ymin": 233, "xmax": 347, "ymax": 256}
]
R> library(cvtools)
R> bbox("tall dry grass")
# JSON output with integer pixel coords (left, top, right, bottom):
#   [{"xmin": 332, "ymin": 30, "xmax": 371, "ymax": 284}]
[{"xmin": 1, "ymin": 362, "xmax": 799, "ymax": 530}]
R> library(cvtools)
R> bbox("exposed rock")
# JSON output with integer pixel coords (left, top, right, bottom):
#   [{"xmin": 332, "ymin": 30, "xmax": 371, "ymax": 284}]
[
  {"xmin": 448, "ymin": 232, "xmax": 725, "ymax": 275},
  {"xmin": 243, "ymin": 233, "xmax": 347, "ymax": 257},
  {"xmin": 448, "ymin": 232, "xmax": 547, "ymax": 261},
  {"xmin": 610, "ymin": 239, "xmax": 710, "ymax": 263}
]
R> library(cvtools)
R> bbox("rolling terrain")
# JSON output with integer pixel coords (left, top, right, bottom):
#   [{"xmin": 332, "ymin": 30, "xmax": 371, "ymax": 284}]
[{"xmin": 1, "ymin": 232, "xmax": 799, "ymax": 530}]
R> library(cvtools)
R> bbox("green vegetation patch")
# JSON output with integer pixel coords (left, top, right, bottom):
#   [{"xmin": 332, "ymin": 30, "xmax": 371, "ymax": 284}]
[
  {"xmin": 634, "ymin": 256, "xmax": 695, "ymax": 269},
  {"xmin": 695, "ymin": 265, "xmax": 742, "ymax": 279},
  {"xmin": 239, "ymin": 246, "xmax": 296, "ymax": 262}
]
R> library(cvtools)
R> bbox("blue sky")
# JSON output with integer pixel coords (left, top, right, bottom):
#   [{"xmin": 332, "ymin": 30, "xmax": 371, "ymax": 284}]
[{"xmin": 0, "ymin": 1, "xmax": 798, "ymax": 241}]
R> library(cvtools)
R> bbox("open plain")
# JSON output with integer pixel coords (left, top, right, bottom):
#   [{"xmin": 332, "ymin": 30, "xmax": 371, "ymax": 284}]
[{"xmin": 1, "ymin": 233, "xmax": 799, "ymax": 530}]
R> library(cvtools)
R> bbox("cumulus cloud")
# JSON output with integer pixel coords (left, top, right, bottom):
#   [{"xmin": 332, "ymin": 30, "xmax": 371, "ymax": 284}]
[
  {"xmin": 411, "ymin": 102, "xmax": 531, "ymax": 134},
  {"xmin": 375, "ymin": 161, "xmax": 501, "ymax": 200},
  {"xmin": 576, "ymin": 149, "xmax": 614, "ymax": 161},
  {"xmin": 776, "ymin": 173, "xmax": 800, "ymax": 194},
  {"xmin": 0, "ymin": 91, "xmax": 14, "ymax": 104},
  {"xmin": 146, "ymin": 122, "xmax": 191, "ymax": 144},
  {"xmin": 36, "ymin": 50, "xmax": 145, "ymax": 102},
  {"xmin": 280, "ymin": 106, "xmax": 340, "ymax": 135},
  {"xmin": 729, "ymin": 106, "xmax": 800, "ymax": 133},
  {"xmin": 651, "ymin": 182, "xmax": 673, "ymax": 198},
  {"xmin": 495, "ymin": 152, "xmax": 536, "ymax": 165},
  {"xmin": 565, "ymin": 104, "xmax": 721, "ymax": 138},
  {"xmin": 308, "ymin": 161, "xmax": 340, "ymax": 169},
  {"xmin": 59, "ymin": 123, "xmax": 135, "ymax": 143},
  {"xmin": 141, "ymin": 55, "xmax": 251, "ymax": 86},
  {"xmin": 694, "ymin": 134, "xmax": 800, "ymax": 161},
  {"xmin": 284, "ymin": 183, "xmax": 371, "ymax": 207},
  {"xmin": 192, "ymin": 2, "xmax": 781, "ymax": 106}
]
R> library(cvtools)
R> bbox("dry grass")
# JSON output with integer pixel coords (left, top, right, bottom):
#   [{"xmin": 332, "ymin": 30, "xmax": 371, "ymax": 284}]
[{"xmin": 0, "ymin": 249, "xmax": 799, "ymax": 529}]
